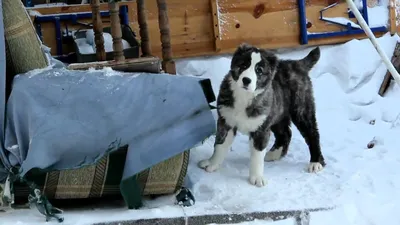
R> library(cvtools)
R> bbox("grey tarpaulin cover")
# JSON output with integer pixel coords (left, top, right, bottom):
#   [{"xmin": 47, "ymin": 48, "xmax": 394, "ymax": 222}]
[{"xmin": 0, "ymin": 63, "xmax": 216, "ymax": 186}]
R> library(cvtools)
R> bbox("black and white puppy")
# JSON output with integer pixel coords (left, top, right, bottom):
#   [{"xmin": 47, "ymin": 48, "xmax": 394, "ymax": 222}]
[{"xmin": 198, "ymin": 43, "xmax": 325, "ymax": 187}]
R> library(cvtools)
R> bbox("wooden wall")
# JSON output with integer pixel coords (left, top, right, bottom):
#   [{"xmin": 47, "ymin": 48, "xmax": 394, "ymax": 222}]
[{"xmin": 27, "ymin": 0, "xmax": 391, "ymax": 59}]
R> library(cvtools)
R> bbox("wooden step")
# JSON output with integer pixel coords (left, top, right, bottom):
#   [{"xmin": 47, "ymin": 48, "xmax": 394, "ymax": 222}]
[{"xmin": 67, "ymin": 56, "xmax": 162, "ymax": 73}]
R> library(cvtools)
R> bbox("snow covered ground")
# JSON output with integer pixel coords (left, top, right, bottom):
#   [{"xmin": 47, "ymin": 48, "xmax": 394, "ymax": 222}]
[
  {"xmin": 176, "ymin": 32, "xmax": 400, "ymax": 225},
  {"xmin": 2, "ymin": 33, "xmax": 400, "ymax": 225}
]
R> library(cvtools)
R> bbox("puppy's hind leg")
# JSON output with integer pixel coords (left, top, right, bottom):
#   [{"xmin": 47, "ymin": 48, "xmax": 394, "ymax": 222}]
[
  {"xmin": 198, "ymin": 118, "xmax": 236, "ymax": 172},
  {"xmin": 265, "ymin": 117, "xmax": 292, "ymax": 162},
  {"xmin": 290, "ymin": 104, "xmax": 325, "ymax": 173}
]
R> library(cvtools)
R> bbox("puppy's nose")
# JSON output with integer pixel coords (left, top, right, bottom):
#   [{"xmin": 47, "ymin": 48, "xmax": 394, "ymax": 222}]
[{"xmin": 242, "ymin": 77, "xmax": 251, "ymax": 86}]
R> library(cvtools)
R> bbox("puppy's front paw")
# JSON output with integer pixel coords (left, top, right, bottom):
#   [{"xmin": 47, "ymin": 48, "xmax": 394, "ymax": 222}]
[
  {"xmin": 198, "ymin": 159, "xmax": 220, "ymax": 172},
  {"xmin": 249, "ymin": 175, "xmax": 267, "ymax": 187},
  {"xmin": 308, "ymin": 162, "xmax": 323, "ymax": 173}
]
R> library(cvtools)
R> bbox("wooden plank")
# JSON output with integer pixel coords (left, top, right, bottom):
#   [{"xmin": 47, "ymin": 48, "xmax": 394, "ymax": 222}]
[
  {"xmin": 216, "ymin": 1, "xmax": 349, "ymax": 42},
  {"xmin": 210, "ymin": 0, "xmax": 221, "ymax": 52},
  {"xmin": 67, "ymin": 56, "xmax": 162, "ymax": 73},
  {"xmin": 92, "ymin": 207, "xmax": 331, "ymax": 225}
]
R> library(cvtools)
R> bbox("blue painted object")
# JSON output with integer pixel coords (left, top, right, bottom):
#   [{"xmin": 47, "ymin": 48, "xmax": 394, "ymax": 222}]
[
  {"xmin": 33, "ymin": 5, "xmax": 129, "ymax": 56},
  {"xmin": 361, "ymin": 0, "xmax": 369, "ymax": 25},
  {"xmin": 298, "ymin": 0, "xmax": 387, "ymax": 45},
  {"xmin": 35, "ymin": 23, "xmax": 43, "ymax": 42},
  {"xmin": 298, "ymin": 0, "xmax": 308, "ymax": 44},
  {"xmin": 25, "ymin": 0, "xmax": 32, "ymax": 7},
  {"xmin": 120, "ymin": 5, "xmax": 129, "ymax": 27},
  {"xmin": 348, "ymin": 0, "xmax": 368, "ymax": 22},
  {"xmin": 308, "ymin": 26, "xmax": 387, "ymax": 39},
  {"xmin": 320, "ymin": 2, "xmax": 351, "ymax": 28}
]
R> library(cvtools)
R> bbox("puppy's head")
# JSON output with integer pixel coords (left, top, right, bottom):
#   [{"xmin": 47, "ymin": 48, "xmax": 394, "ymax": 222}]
[{"xmin": 229, "ymin": 43, "xmax": 278, "ymax": 94}]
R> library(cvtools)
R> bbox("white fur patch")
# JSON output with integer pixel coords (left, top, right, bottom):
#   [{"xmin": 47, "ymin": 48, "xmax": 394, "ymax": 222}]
[
  {"xmin": 219, "ymin": 79, "xmax": 267, "ymax": 134},
  {"xmin": 219, "ymin": 106, "xmax": 266, "ymax": 135},
  {"xmin": 265, "ymin": 147, "xmax": 283, "ymax": 161},
  {"xmin": 236, "ymin": 52, "xmax": 262, "ymax": 93},
  {"xmin": 198, "ymin": 130, "xmax": 235, "ymax": 172},
  {"xmin": 308, "ymin": 162, "xmax": 323, "ymax": 173},
  {"xmin": 249, "ymin": 139, "xmax": 267, "ymax": 187}
]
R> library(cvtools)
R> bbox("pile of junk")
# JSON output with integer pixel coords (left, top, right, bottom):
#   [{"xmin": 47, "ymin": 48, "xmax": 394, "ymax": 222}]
[{"xmin": 0, "ymin": 0, "xmax": 216, "ymax": 222}]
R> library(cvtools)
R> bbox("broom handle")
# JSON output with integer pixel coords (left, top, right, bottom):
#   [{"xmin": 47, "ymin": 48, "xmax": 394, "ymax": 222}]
[{"xmin": 345, "ymin": 0, "xmax": 400, "ymax": 87}]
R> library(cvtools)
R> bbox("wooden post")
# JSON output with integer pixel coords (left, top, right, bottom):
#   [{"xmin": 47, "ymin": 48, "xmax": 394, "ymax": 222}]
[
  {"xmin": 91, "ymin": 0, "xmax": 106, "ymax": 61},
  {"xmin": 378, "ymin": 42, "xmax": 400, "ymax": 96},
  {"xmin": 156, "ymin": 0, "xmax": 176, "ymax": 74},
  {"xmin": 137, "ymin": 0, "xmax": 152, "ymax": 57},
  {"xmin": 108, "ymin": 1, "xmax": 125, "ymax": 61},
  {"xmin": 389, "ymin": 0, "xmax": 397, "ymax": 35}
]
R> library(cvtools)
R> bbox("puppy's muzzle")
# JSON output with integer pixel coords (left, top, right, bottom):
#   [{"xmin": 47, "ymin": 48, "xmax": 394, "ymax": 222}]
[{"xmin": 242, "ymin": 77, "xmax": 252, "ymax": 89}]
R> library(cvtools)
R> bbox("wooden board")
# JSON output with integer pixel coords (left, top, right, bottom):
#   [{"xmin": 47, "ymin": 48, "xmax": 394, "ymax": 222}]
[
  {"xmin": 67, "ymin": 56, "xmax": 162, "ymax": 73},
  {"xmin": 378, "ymin": 41, "xmax": 400, "ymax": 96},
  {"xmin": 27, "ymin": 0, "xmax": 389, "ymax": 59}
]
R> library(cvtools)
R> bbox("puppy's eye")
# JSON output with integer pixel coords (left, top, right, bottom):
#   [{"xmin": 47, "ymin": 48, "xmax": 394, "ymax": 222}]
[{"xmin": 255, "ymin": 65, "xmax": 264, "ymax": 74}]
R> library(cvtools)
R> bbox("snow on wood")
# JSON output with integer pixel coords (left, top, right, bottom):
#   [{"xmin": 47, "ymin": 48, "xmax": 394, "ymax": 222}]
[
  {"xmin": 322, "ymin": 16, "xmax": 361, "ymax": 28},
  {"xmin": 75, "ymin": 29, "xmax": 131, "ymax": 55}
]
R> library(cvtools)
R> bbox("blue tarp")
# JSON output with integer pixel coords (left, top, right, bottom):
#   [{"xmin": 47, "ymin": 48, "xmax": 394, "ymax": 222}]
[{"xmin": 1, "ymin": 67, "xmax": 215, "ymax": 182}]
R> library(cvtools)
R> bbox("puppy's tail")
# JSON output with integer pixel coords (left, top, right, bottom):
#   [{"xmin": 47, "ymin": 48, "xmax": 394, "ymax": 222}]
[{"xmin": 299, "ymin": 47, "xmax": 320, "ymax": 71}]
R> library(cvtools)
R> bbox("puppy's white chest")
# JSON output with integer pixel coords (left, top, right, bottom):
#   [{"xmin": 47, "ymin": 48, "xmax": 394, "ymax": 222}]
[{"xmin": 219, "ymin": 104, "xmax": 266, "ymax": 134}]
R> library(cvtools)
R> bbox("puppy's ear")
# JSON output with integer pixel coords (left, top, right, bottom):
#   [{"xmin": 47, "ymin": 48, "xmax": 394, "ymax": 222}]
[
  {"xmin": 238, "ymin": 42, "xmax": 252, "ymax": 50},
  {"xmin": 233, "ymin": 43, "xmax": 252, "ymax": 55},
  {"xmin": 261, "ymin": 50, "xmax": 279, "ymax": 75},
  {"xmin": 229, "ymin": 65, "xmax": 240, "ymax": 78}
]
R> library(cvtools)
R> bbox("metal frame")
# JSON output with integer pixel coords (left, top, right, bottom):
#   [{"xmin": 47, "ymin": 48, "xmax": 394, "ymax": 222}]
[
  {"xmin": 320, "ymin": 2, "xmax": 352, "ymax": 27},
  {"xmin": 32, "ymin": 5, "xmax": 129, "ymax": 56},
  {"xmin": 24, "ymin": 0, "xmax": 32, "ymax": 7},
  {"xmin": 298, "ymin": 0, "xmax": 387, "ymax": 45}
]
